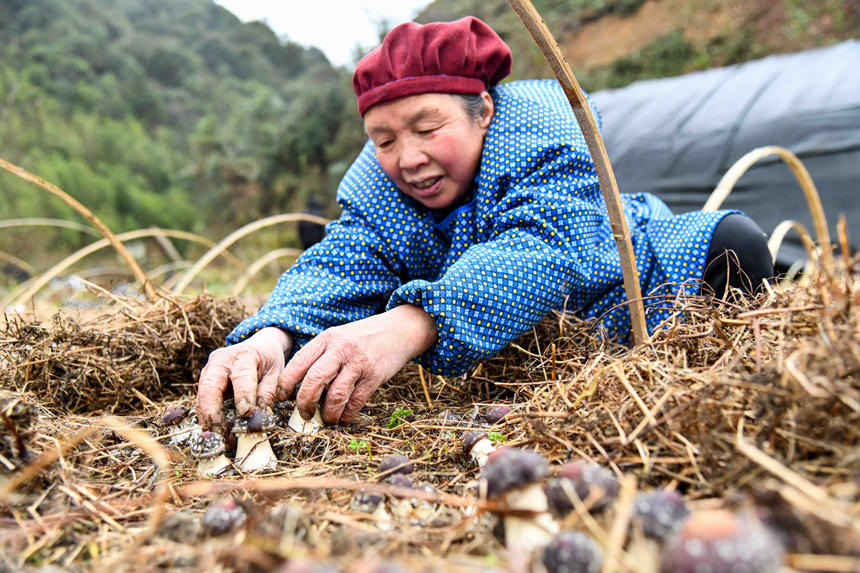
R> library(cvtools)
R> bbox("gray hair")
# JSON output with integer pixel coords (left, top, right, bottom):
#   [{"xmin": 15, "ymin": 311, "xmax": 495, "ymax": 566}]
[{"xmin": 456, "ymin": 93, "xmax": 486, "ymax": 122}]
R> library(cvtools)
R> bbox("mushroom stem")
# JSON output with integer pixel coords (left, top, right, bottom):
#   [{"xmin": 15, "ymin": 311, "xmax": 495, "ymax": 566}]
[
  {"xmin": 288, "ymin": 406, "xmax": 324, "ymax": 434},
  {"xmin": 197, "ymin": 453, "xmax": 231, "ymax": 477},
  {"xmin": 235, "ymin": 432, "xmax": 277, "ymax": 471},
  {"xmin": 470, "ymin": 437, "xmax": 496, "ymax": 467},
  {"xmin": 503, "ymin": 483, "xmax": 559, "ymax": 558}
]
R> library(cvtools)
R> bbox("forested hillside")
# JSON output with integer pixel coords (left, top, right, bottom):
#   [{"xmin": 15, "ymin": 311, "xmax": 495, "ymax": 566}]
[
  {"xmin": 417, "ymin": 0, "xmax": 859, "ymax": 89},
  {"xmin": 0, "ymin": 0, "xmax": 364, "ymax": 253},
  {"xmin": 1, "ymin": 0, "xmax": 856, "ymax": 256}
]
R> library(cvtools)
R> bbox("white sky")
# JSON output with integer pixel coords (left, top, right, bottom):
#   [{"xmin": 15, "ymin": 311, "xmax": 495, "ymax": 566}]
[{"xmin": 214, "ymin": 0, "xmax": 433, "ymax": 68}]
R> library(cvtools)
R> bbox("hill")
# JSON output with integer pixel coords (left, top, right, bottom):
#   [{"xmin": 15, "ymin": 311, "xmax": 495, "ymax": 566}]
[
  {"xmin": 417, "ymin": 0, "xmax": 859, "ymax": 91},
  {"xmin": 0, "ymin": 0, "xmax": 364, "ymax": 254}
]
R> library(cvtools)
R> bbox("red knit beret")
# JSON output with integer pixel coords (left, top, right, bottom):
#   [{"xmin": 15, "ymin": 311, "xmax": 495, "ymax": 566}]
[{"xmin": 353, "ymin": 16, "xmax": 513, "ymax": 115}]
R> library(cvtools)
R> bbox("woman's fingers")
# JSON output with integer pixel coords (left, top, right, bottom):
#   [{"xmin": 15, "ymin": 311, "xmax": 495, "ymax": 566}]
[
  {"xmin": 340, "ymin": 378, "xmax": 377, "ymax": 424},
  {"xmin": 196, "ymin": 357, "xmax": 231, "ymax": 431},
  {"xmin": 320, "ymin": 366, "xmax": 363, "ymax": 425},
  {"xmin": 277, "ymin": 337, "xmax": 326, "ymax": 410},
  {"xmin": 227, "ymin": 347, "xmax": 264, "ymax": 416},
  {"xmin": 295, "ymin": 348, "xmax": 343, "ymax": 421}
]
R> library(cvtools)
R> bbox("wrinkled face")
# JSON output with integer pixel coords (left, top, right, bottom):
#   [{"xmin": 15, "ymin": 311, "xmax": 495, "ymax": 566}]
[{"xmin": 364, "ymin": 92, "xmax": 494, "ymax": 210}]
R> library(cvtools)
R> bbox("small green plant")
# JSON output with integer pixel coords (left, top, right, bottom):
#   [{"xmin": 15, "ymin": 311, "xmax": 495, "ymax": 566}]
[
  {"xmin": 488, "ymin": 431, "xmax": 508, "ymax": 445},
  {"xmin": 348, "ymin": 438, "xmax": 370, "ymax": 459},
  {"xmin": 387, "ymin": 407, "xmax": 414, "ymax": 429}
]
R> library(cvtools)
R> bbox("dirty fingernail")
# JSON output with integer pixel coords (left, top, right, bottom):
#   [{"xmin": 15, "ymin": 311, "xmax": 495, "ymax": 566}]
[{"xmin": 237, "ymin": 398, "xmax": 251, "ymax": 415}]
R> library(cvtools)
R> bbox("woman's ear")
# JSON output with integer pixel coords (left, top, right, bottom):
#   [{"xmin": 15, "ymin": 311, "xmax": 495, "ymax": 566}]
[{"xmin": 478, "ymin": 91, "xmax": 494, "ymax": 130}]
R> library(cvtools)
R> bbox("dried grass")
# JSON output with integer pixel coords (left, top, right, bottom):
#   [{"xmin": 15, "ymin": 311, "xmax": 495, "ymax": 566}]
[{"xmin": 0, "ymin": 255, "xmax": 858, "ymax": 572}]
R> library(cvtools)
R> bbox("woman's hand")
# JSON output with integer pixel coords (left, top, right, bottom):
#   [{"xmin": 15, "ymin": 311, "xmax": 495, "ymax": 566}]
[
  {"xmin": 277, "ymin": 304, "xmax": 437, "ymax": 425},
  {"xmin": 195, "ymin": 326, "xmax": 292, "ymax": 433}
]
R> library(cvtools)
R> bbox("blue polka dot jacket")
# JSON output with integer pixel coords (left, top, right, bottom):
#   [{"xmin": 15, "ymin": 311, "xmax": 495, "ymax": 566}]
[{"xmin": 228, "ymin": 80, "xmax": 733, "ymax": 375}]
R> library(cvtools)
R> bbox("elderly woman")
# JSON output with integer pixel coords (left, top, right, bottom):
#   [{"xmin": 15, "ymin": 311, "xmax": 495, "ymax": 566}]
[{"xmin": 196, "ymin": 17, "xmax": 772, "ymax": 432}]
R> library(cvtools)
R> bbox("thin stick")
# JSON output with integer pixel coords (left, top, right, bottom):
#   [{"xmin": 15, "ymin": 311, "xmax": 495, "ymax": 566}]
[
  {"xmin": 505, "ymin": 0, "xmax": 648, "ymax": 347},
  {"xmin": 418, "ymin": 365, "xmax": 433, "ymax": 409}
]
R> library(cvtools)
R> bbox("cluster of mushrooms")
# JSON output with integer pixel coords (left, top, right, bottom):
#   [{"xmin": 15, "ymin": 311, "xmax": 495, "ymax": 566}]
[
  {"xmin": 160, "ymin": 401, "xmax": 324, "ymax": 476},
  {"xmin": 160, "ymin": 403, "xmax": 786, "ymax": 572}
]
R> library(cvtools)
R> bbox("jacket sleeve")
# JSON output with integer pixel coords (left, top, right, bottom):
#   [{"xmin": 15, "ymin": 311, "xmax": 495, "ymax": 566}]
[
  {"xmin": 226, "ymin": 207, "xmax": 403, "ymax": 353},
  {"xmin": 387, "ymin": 158, "xmax": 619, "ymax": 376}
]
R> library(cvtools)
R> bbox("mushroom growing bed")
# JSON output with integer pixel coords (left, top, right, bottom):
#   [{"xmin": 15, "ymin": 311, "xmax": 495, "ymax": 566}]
[{"xmin": 1, "ymin": 257, "xmax": 859, "ymax": 572}]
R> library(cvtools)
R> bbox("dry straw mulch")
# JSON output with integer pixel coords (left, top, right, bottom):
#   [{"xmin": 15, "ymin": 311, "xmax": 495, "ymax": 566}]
[{"xmin": 0, "ymin": 256, "xmax": 858, "ymax": 572}]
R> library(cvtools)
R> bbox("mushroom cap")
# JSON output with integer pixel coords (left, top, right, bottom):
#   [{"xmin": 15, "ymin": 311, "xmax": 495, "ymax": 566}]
[
  {"xmin": 202, "ymin": 498, "xmax": 247, "ymax": 536},
  {"xmin": 463, "ymin": 430, "xmax": 489, "ymax": 455},
  {"xmin": 632, "ymin": 488, "xmax": 690, "ymax": 541},
  {"xmin": 231, "ymin": 416, "xmax": 250, "ymax": 435},
  {"xmin": 377, "ymin": 454, "xmax": 414, "ymax": 476},
  {"xmin": 542, "ymin": 530, "xmax": 603, "ymax": 573},
  {"xmin": 480, "ymin": 447, "xmax": 549, "ymax": 498},
  {"xmin": 660, "ymin": 510, "xmax": 783, "ymax": 573},
  {"xmin": 546, "ymin": 460, "xmax": 619, "ymax": 516},
  {"xmin": 350, "ymin": 490, "xmax": 384, "ymax": 513},
  {"xmin": 161, "ymin": 404, "xmax": 187, "ymax": 426},
  {"xmin": 482, "ymin": 405, "xmax": 511, "ymax": 424},
  {"xmin": 191, "ymin": 431, "xmax": 226, "ymax": 458},
  {"xmin": 386, "ymin": 473, "xmax": 415, "ymax": 490},
  {"xmin": 248, "ymin": 407, "xmax": 276, "ymax": 432}
]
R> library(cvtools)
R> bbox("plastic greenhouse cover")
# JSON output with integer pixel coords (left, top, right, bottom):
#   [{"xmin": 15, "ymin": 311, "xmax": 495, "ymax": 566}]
[{"xmin": 591, "ymin": 40, "xmax": 860, "ymax": 267}]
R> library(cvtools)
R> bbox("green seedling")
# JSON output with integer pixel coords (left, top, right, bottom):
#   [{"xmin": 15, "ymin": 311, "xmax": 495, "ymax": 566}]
[
  {"xmin": 387, "ymin": 407, "xmax": 414, "ymax": 429},
  {"xmin": 348, "ymin": 438, "xmax": 371, "ymax": 460},
  {"xmin": 488, "ymin": 431, "xmax": 508, "ymax": 445}
]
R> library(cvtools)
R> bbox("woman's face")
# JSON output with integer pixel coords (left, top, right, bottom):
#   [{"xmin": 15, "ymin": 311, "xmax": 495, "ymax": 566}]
[{"xmin": 364, "ymin": 92, "xmax": 494, "ymax": 210}]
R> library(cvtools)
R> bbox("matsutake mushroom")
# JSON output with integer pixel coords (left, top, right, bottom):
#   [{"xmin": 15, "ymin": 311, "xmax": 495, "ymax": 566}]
[
  {"xmin": 191, "ymin": 431, "xmax": 231, "ymax": 477},
  {"xmin": 545, "ymin": 460, "xmax": 619, "ymax": 517},
  {"xmin": 462, "ymin": 430, "xmax": 495, "ymax": 467},
  {"xmin": 160, "ymin": 404, "xmax": 200, "ymax": 448},
  {"xmin": 480, "ymin": 448, "xmax": 559, "ymax": 560},
  {"xmin": 660, "ymin": 510, "xmax": 783, "ymax": 573},
  {"xmin": 233, "ymin": 407, "xmax": 278, "ymax": 471},
  {"xmin": 377, "ymin": 453, "xmax": 414, "ymax": 478},
  {"xmin": 202, "ymin": 497, "xmax": 248, "ymax": 537},
  {"xmin": 632, "ymin": 488, "xmax": 691, "ymax": 542},
  {"xmin": 350, "ymin": 489, "xmax": 393, "ymax": 531},
  {"xmin": 541, "ymin": 530, "xmax": 603, "ymax": 573},
  {"xmin": 481, "ymin": 404, "xmax": 511, "ymax": 424},
  {"xmin": 288, "ymin": 405, "xmax": 325, "ymax": 434}
]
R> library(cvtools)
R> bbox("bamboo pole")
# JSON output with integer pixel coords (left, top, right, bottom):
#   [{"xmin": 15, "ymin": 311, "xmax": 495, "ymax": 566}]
[
  {"xmin": 506, "ymin": 0, "xmax": 648, "ymax": 346},
  {"xmin": 172, "ymin": 213, "xmax": 329, "ymax": 295},
  {"xmin": 703, "ymin": 146, "xmax": 832, "ymax": 269},
  {"xmin": 0, "ymin": 157, "xmax": 156, "ymax": 301},
  {"xmin": 1, "ymin": 228, "xmax": 230, "ymax": 310}
]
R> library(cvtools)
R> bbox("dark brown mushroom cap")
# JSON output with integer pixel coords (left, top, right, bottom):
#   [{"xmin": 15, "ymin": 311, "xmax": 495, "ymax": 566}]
[
  {"xmin": 463, "ymin": 430, "xmax": 489, "ymax": 455},
  {"xmin": 660, "ymin": 510, "xmax": 783, "ymax": 573},
  {"xmin": 248, "ymin": 407, "xmax": 276, "ymax": 432},
  {"xmin": 350, "ymin": 490, "xmax": 384, "ymax": 513},
  {"xmin": 161, "ymin": 405, "xmax": 186, "ymax": 427},
  {"xmin": 377, "ymin": 454, "xmax": 413, "ymax": 476},
  {"xmin": 480, "ymin": 447, "xmax": 549, "ymax": 498},
  {"xmin": 542, "ymin": 530, "xmax": 603, "ymax": 573},
  {"xmin": 190, "ymin": 431, "xmax": 225, "ymax": 458},
  {"xmin": 632, "ymin": 488, "xmax": 690, "ymax": 541},
  {"xmin": 546, "ymin": 460, "xmax": 619, "ymax": 516},
  {"xmin": 231, "ymin": 416, "xmax": 250, "ymax": 435},
  {"xmin": 386, "ymin": 473, "xmax": 415, "ymax": 490},
  {"xmin": 202, "ymin": 498, "xmax": 247, "ymax": 536},
  {"xmin": 482, "ymin": 405, "xmax": 511, "ymax": 424}
]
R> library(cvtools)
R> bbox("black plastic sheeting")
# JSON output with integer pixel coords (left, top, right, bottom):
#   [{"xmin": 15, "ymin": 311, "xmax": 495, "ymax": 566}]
[{"xmin": 592, "ymin": 40, "xmax": 860, "ymax": 268}]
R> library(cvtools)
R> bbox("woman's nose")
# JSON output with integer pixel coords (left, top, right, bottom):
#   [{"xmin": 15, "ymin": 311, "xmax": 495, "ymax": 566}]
[{"xmin": 398, "ymin": 142, "xmax": 429, "ymax": 171}]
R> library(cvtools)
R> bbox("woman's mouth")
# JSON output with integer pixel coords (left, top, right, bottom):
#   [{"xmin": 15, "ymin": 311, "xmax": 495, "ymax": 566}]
[{"xmin": 409, "ymin": 176, "xmax": 443, "ymax": 196}]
